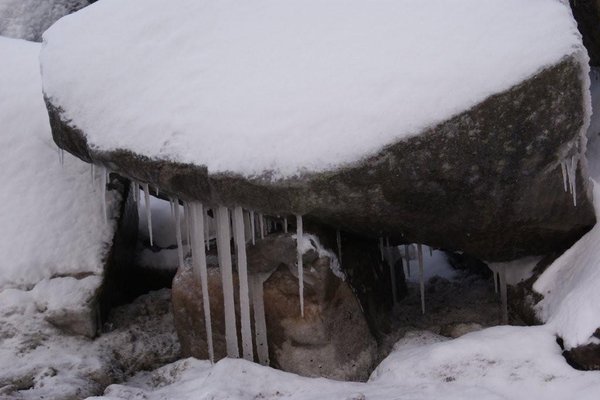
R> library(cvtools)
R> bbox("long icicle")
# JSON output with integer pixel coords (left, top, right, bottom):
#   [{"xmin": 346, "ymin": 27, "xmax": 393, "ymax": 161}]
[
  {"xmin": 284, "ymin": 217, "xmax": 288, "ymax": 233},
  {"xmin": 571, "ymin": 156, "xmax": 577, "ymax": 207},
  {"xmin": 259, "ymin": 213, "xmax": 265, "ymax": 239},
  {"xmin": 418, "ymin": 244, "xmax": 425, "ymax": 314},
  {"xmin": 184, "ymin": 202, "xmax": 191, "ymax": 248},
  {"xmin": 499, "ymin": 265, "xmax": 508, "ymax": 324},
  {"xmin": 404, "ymin": 244, "xmax": 411, "ymax": 278},
  {"xmin": 296, "ymin": 214, "xmax": 304, "ymax": 317},
  {"xmin": 561, "ymin": 161, "xmax": 568, "ymax": 192},
  {"xmin": 100, "ymin": 166, "xmax": 107, "ymax": 223},
  {"xmin": 493, "ymin": 270, "xmax": 498, "ymax": 294},
  {"xmin": 250, "ymin": 273, "xmax": 269, "ymax": 365},
  {"xmin": 387, "ymin": 237, "xmax": 397, "ymax": 304},
  {"xmin": 174, "ymin": 199, "xmax": 184, "ymax": 269},
  {"xmin": 204, "ymin": 209, "xmax": 210, "ymax": 250},
  {"xmin": 216, "ymin": 206, "xmax": 239, "ymax": 357},
  {"xmin": 142, "ymin": 183, "xmax": 153, "ymax": 246},
  {"xmin": 90, "ymin": 164, "xmax": 95, "ymax": 184},
  {"xmin": 250, "ymin": 211, "xmax": 256, "ymax": 245},
  {"xmin": 131, "ymin": 181, "xmax": 137, "ymax": 203},
  {"xmin": 190, "ymin": 203, "xmax": 214, "ymax": 362},
  {"xmin": 233, "ymin": 207, "xmax": 253, "ymax": 361}
]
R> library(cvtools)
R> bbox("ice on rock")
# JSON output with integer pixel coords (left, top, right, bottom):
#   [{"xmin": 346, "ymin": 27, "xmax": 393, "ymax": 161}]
[
  {"xmin": 174, "ymin": 199, "xmax": 185, "ymax": 269},
  {"xmin": 296, "ymin": 214, "xmax": 304, "ymax": 317},
  {"xmin": 142, "ymin": 183, "xmax": 153, "ymax": 246},
  {"xmin": 216, "ymin": 206, "xmax": 239, "ymax": 357},
  {"xmin": 233, "ymin": 206, "xmax": 253, "ymax": 361},
  {"xmin": 189, "ymin": 202, "xmax": 214, "ymax": 362},
  {"xmin": 259, "ymin": 213, "xmax": 265, "ymax": 240},
  {"xmin": 250, "ymin": 273, "xmax": 270, "ymax": 365},
  {"xmin": 250, "ymin": 210, "xmax": 256, "ymax": 245},
  {"xmin": 418, "ymin": 244, "xmax": 425, "ymax": 314}
]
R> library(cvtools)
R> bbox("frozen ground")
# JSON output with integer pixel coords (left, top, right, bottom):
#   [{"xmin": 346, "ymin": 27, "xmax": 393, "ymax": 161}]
[
  {"xmin": 41, "ymin": 0, "xmax": 585, "ymax": 178},
  {"xmin": 91, "ymin": 326, "xmax": 600, "ymax": 400}
]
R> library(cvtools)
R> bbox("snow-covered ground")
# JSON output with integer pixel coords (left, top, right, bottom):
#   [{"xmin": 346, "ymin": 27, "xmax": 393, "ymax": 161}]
[
  {"xmin": 92, "ymin": 327, "xmax": 600, "ymax": 400},
  {"xmin": 40, "ymin": 0, "xmax": 586, "ymax": 178}
]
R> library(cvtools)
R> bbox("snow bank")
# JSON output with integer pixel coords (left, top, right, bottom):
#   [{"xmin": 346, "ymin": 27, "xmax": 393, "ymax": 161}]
[
  {"xmin": 41, "ymin": 0, "xmax": 584, "ymax": 178},
  {"xmin": 91, "ymin": 326, "xmax": 600, "ymax": 400},
  {"xmin": 0, "ymin": 36, "xmax": 118, "ymax": 289},
  {"xmin": 0, "ymin": 0, "xmax": 91, "ymax": 41}
]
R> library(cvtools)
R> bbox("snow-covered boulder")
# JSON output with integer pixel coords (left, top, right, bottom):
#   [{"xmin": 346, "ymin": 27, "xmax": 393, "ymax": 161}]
[
  {"xmin": 172, "ymin": 233, "xmax": 376, "ymax": 381},
  {"xmin": 41, "ymin": 0, "xmax": 595, "ymax": 261},
  {"xmin": 0, "ymin": 0, "xmax": 92, "ymax": 41}
]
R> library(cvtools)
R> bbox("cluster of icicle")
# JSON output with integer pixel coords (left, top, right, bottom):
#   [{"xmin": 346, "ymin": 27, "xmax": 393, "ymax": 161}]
[
  {"xmin": 379, "ymin": 239, "xmax": 427, "ymax": 314},
  {"xmin": 125, "ymin": 177, "xmax": 308, "ymax": 365},
  {"xmin": 560, "ymin": 155, "xmax": 578, "ymax": 207}
]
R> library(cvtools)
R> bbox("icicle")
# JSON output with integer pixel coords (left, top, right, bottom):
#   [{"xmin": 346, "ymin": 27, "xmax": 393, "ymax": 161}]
[
  {"xmin": 336, "ymin": 229, "xmax": 342, "ymax": 265},
  {"xmin": 59, "ymin": 148, "xmax": 64, "ymax": 167},
  {"xmin": 189, "ymin": 202, "xmax": 215, "ymax": 362},
  {"xmin": 233, "ymin": 207, "xmax": 253, "ymax": 361},
  {"xmin": 493, "ymin": 270, "xmax": 498, "ymax": 294},
  {"xmin": 155, "ymin": 186, "xmax": 159, "ymax": 196},
  {"xmin": 499, "ymin": 265, "xmax": 508, "ymax": 325},
  {"xmin": 404, "ymin": 244, "xmax": 411, "ymax": 277},
  {"xmin": 561, "ymin": 161, "xmax": 568, "ymax": 192},
  {"xmin": 296, "ymin": 214, "xmax": 305, "ymax": 317},
  {"xmin": 259, "ymin": 213, "xmax": 265, "ymax": 239},
  {"xmin": 250, "ymin": 210, "xmax": 256, "ymax": 245},
  {"xmin": 131, "ymin": 181, "xmax": 137, "ymax": 203},
  {"xmin": 571, "ymin": 156, "xmax": 577, "ymax": 207},
  {"xmin": 169, "ymin": 198, "xmax": 175, "ymax": 219},
  {"xmin": 216, "ymin": 206, "xmax": 239, "ymax": 357},
  {"xmin": 100, "ymin": 166, "xmax": 107, "ymax": 223},
  {"xmin": 387, "ymin": 237, "xmax": 397, "ymax": 304},
  {"xmin": 379, "ymin": 237, "xmax": 384, "ymax": 261},
  {"xmin": 250, "ymin": 273, "xmax": 269, "ymax": 365},
  {"xmin": 90, "ymin": 164, "xmax": 95, "ymax": 184},
  {"xmin": 204, "ymin": 209, "xmax": 210, "ymax": 250},
  {"xmin": 184, "ymin": 202, "xmax": 191, "ymax": 247},
  {"xmin": 174, "ymin": 199, "xmax": 184, "ymax": 269},
  {"xmin": 142, "ymin": 183, "xmax": 153, "ymax": 246},
  {"xmin": 429, "ymin": 246, "xmax": 433, "ymax": 257},
  {"xmin": 283, "ymin": 217, "xmax": 288, "ymax": 233},
  {"xmin": 417, "ymin": 244, "xmax": 425, "ymax": 314}
]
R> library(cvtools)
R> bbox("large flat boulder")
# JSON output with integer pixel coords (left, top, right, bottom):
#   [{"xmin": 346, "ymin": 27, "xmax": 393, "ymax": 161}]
[{"xmin": 40, "ymin": 0, "xmax": 595, "ymax": 261}]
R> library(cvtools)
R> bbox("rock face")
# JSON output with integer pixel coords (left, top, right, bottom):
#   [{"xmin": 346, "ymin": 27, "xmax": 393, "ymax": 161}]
[
  {"xmin": 172, "ymin": 233, "xmax": 377, "ymax": 381},
  {"xmin": 569, "ymin": 0, "xmax": 600, "ymax": 66},
  {"xmin": 0, "ymin": 0, "xmax": 92, "ymax": 41},
  {"xmin": 47, "ymin": 56, "xmax": 595, "ymax": 262},
  {"xmin": 563, "ymin": 328, "xmax": 600, "ymax": 371}
]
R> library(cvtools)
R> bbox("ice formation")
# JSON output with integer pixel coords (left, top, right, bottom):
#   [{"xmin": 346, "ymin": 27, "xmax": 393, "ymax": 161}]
[
  {"xmin": 250, "ymin": 210, "xmax": 256, "ymax": 245},
  {"xmin": 250, "ymin": 273, "xmax": 270, "ymax": 365},
  {"xmin": 336, "ymin": 229, "xmax": 342, "ymax": 265},
  {"xmin": 386, "ymin": 238, "xmax": 397, "ymax": 304},
  {"xmin": 404, "ymin": 244, "xmax": 411, "ymax": 277},
  {"xmin": 216, "ymin": 206, "xmax": 239, "ymax": 357},
  {"xmin": 100, "ymin": 166, "xmax": 107, "ymax": 223},
  {"xmin": 259, "ymin": 213, "xmax": 265, "ymax": 239},
  {"xmin": 560, "ymin": 156, "xmax": 578, "ymax": 207},
  {"xmin": 204, "ymin": 209, "xmax": 210, "ymax": 250},
  {"xmin": 417, "ymin": 244, "xmax": 425, "ymax": 314},
  {"xmin": 142, "ymin": 183, "xmax": 153, "ymax": 246},
  {"xmin": 296, "ymin": 214, "xmax": 304, "ymax": 317},
  {"xmin": 283, "ymin": 217, "xmax": 288, "ymax": 233},
  {"xmin": 233, "ymin": 206, "xmax": 253, "ymax": 361},
  {"xmin": 189, "ymin": 202, "xmax": 214, "ymax": 362},
  {"xmin": 174, "ymin": 199, "xmax": 185, "ymax": 269},
  {"xmin": 499, "ymin": 265, "xmax": 508, "ymax": 324}
]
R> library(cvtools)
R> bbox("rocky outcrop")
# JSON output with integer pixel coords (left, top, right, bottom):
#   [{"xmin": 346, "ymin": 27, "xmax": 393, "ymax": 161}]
[
  {"xmin": 569, "ymin": 0, "xmax": 600, "ymax": 66},
  {"xmin": 563, "ymin": 328, "xmax": 600, "ymax": 370},
  {"xmin": 47, "ymin": 56, "xmax": 595, "ymax": 262},
  {"xmin": 172, "ymin": 233, "xmax": 377, "ymax": 381}
]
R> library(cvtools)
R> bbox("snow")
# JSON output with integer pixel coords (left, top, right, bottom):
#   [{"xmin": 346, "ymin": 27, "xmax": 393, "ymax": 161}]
[
  {"xmin": 91, "ymin": 326, "xmax": 600, "ymax": 400},
  {"xmin": 295, "ymin": 232, "xmax": 344, "ymax": 281},
  {"xmin": 0, "ymin": 36, "xmax": 118, "ymax": 289},
  {"xmin": 41, "ymin": 0, "xmax": 584, "ymax": 179},
  {"xmin": 0, "ymin": 0, "xmax": 90, "ymax": 41},
  {"xmin": 405, "ymin": 246, "xmax": 457, "ymax": 283}
]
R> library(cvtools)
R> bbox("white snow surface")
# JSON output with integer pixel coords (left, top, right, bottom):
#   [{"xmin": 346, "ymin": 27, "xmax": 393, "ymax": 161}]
[
  {"xmin": 0, "ymin": 36, "xmax": 118, "ymax": 289},
  {"xmin": 41, "ymin": 0, "xmax": 584, "ymax": 178},
  {"xmin": 91, "ymin": 326, "xmax": 600, "ymax": 400}
]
